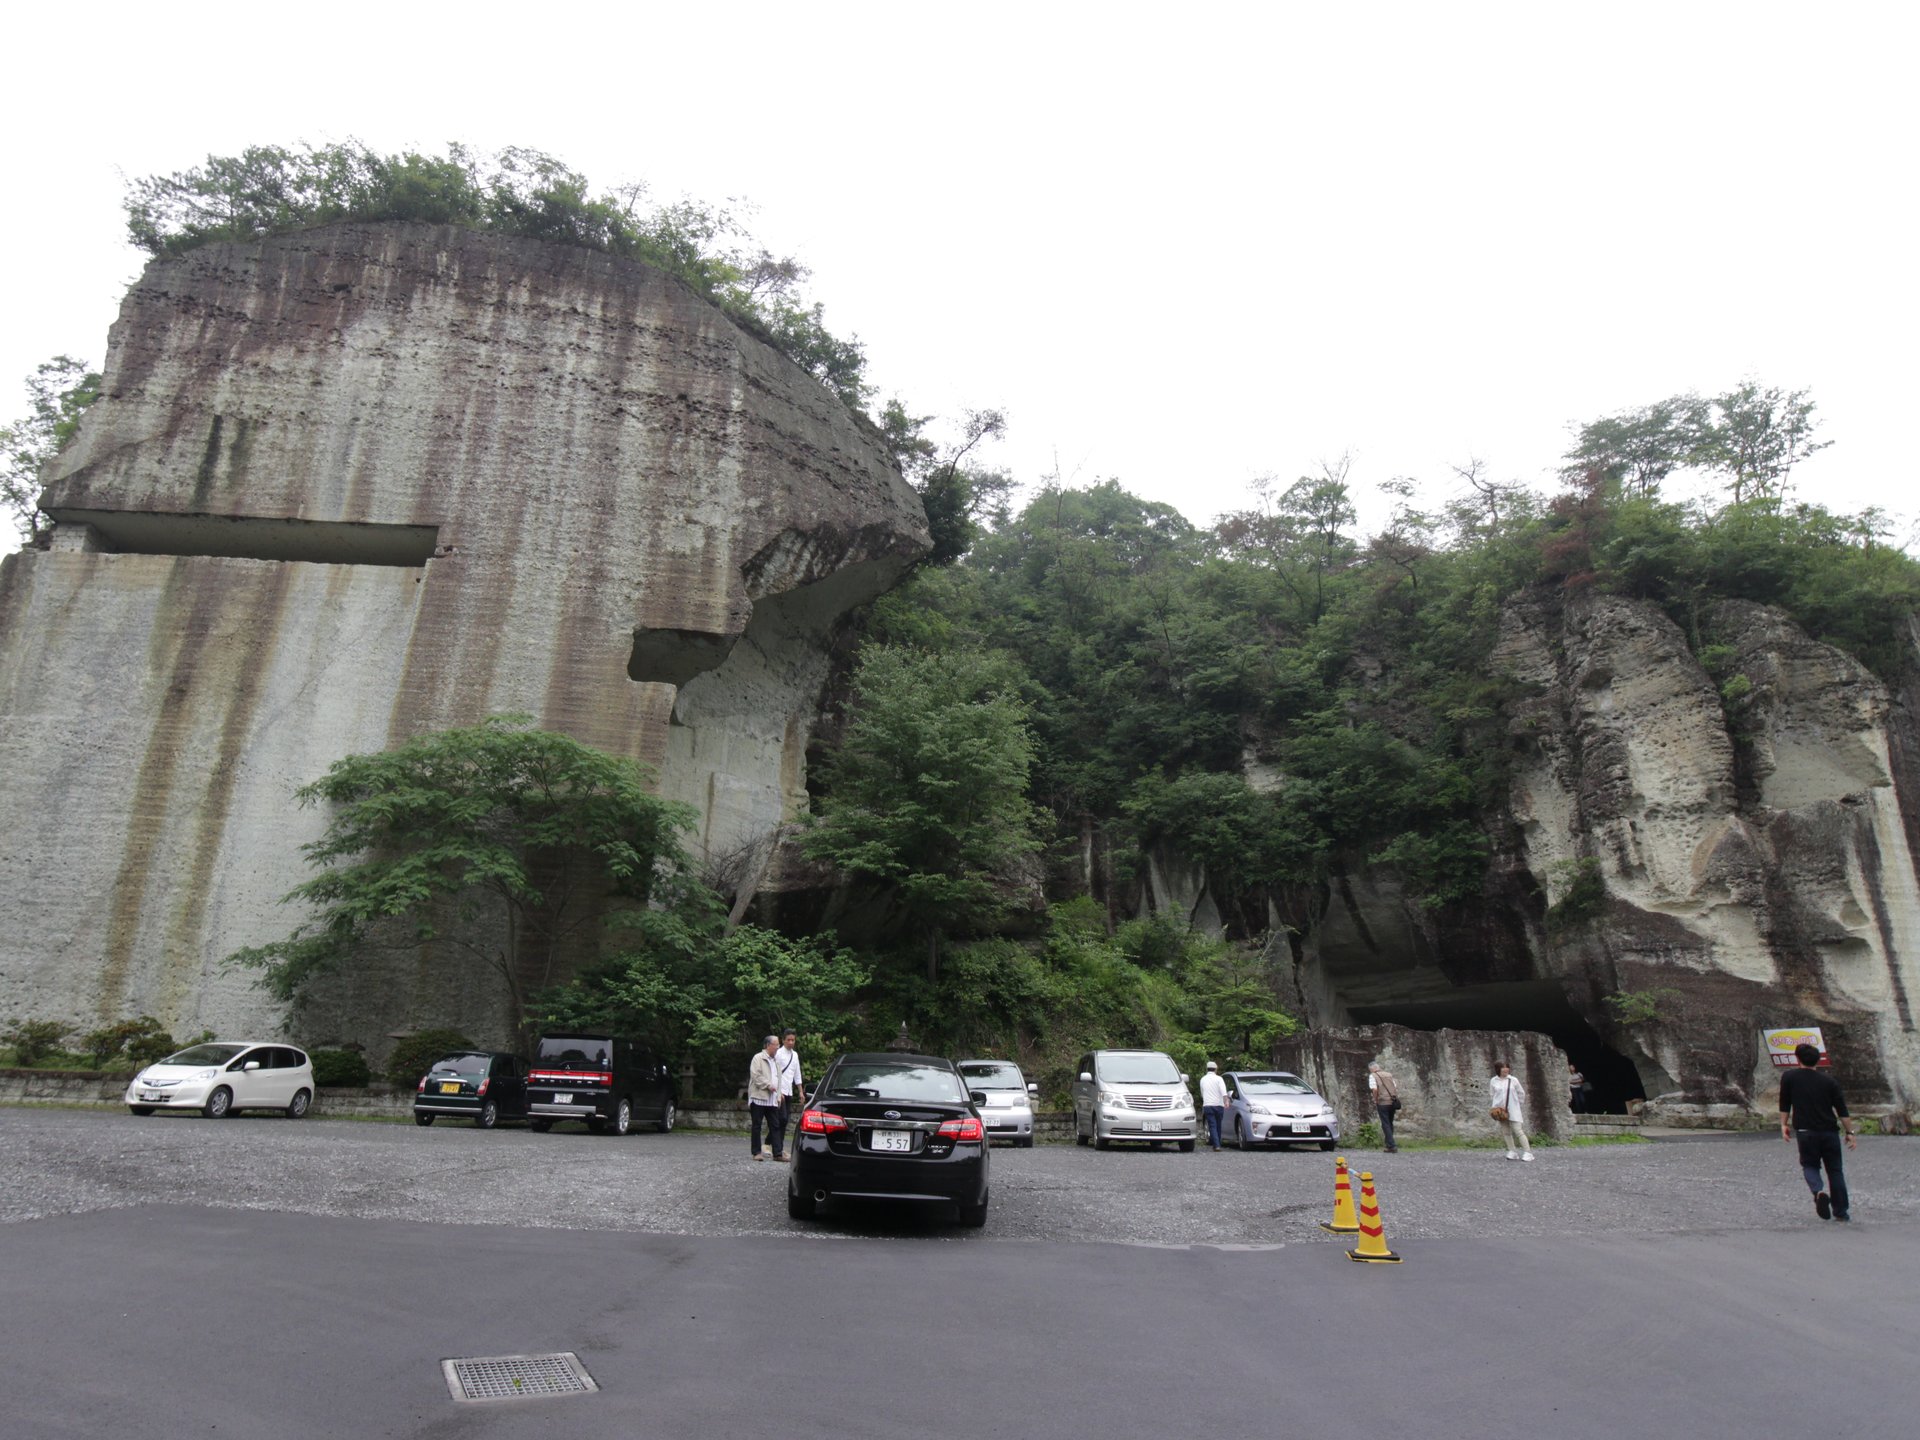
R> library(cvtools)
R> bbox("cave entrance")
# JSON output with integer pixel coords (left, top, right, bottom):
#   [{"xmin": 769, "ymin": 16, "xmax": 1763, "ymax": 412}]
[{"xmin": 1347, "ymin": 981, "xmax": 1646, "ymax": 1113}]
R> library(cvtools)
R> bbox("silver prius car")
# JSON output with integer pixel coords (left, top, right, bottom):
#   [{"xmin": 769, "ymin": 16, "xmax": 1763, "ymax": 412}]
[
  {"xmin": 957, "ymin": 1059, "xmax": 1039, "ymax": 1147},
  {"xmin": 1223, "ymin": 1070, "xmax": 1340, "ymax": 1150}
]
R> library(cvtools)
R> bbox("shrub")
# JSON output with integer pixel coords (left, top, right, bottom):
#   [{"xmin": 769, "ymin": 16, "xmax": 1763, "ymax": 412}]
[
  {"xmin": 4, "ymin": 1018, "xmax": 71, "ymax": 1067},
  {"xmin": 309, "ymin": 1049, "xmax": 372, "ymax": 1088},
  {"xmin": 1351, "ymin": 1120, "xmax": 1383, "ymax": 1149},
  {"xmin": 126, "ymin": 1028, "xmax": 184, "ymax": 1067},
  {"xmin": 384, "ymin": 1029, "xmax": 476, "ymax": 1088},
  {"xmin": 80, "ymin": 1016, "xmax": 170, "ymax": 1069}
]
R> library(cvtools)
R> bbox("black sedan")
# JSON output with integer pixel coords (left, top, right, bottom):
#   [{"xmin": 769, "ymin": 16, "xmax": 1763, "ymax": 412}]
[
  {"xmin": 788, "ymin": 1053, "xmax": 990, "ymax": 1227},
  {"xmin": 412, "ymin": 1051, "xmax": 529, "ymax": 1129}
]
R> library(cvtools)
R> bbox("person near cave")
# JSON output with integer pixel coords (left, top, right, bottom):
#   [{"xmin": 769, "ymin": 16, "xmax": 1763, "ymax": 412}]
[
  {"xmin": 1567, "ymin": 1060, "xmax": 1592, "ymax": 1114},
  {"xmin": 1778, "ymin": 1042, "xmax": 1856, "ymax": 1222},
  {"xmin": 1489, "ymin": 1061, "xmax": 1532, "ymax": 1161},
  {"xmin": 1367, "ymin": 1061, "xmax": 1401, "ymax": 1152}
]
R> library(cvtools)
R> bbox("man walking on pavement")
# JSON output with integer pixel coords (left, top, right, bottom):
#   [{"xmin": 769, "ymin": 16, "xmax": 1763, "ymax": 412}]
[
  {"xmin": 1368, "ymin": 1061, "xmax": 1401, "ymax": 1152},
  {"xmin": 774, "ymin": 1030, "xmax": 805, "ymax": 1160},
  {"xmin": 1199, "ymin": 1061, "xmax": 1229, "ymax": 1152},
  {"xmin": 1779, "ymin": 1041, "xmax": 1857, "ymax": 1222},
  {"xmin": 747, "ymin": 1035, "xmax": 782, "ymax": 1161}
]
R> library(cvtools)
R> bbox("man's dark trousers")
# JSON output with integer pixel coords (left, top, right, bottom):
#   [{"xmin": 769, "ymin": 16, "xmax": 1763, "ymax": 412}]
[
  {"xmin": 1377, "ymin": 1102, "xmax": 1398, "ymax": 1151},
  {"xmin": 1203, "ymin": 1105, "xmax": 1224, "ymax": 1150},
  {"xmin": 750, "ymin": 1101, "xmax": 780, "ymax": 1157},
  {"xmin": 1796, "ymin": 1129, "xmax": 1850, "ymax": 1218},
  {"xmin": 767, "ymin": 1099, "xmax": 790, "ymax": 1159}
]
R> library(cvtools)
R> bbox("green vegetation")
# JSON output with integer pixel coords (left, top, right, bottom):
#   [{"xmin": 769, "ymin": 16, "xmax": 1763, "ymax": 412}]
[
  {"xmin": 382, "ymin": 1029, "xmax": 476, "ymax": 1089},
  {"xmin": 122, "ymin": 143, "xmax": 870, "ymax": 408},
  {"xmin": 1, "ymin": 356, "xmax": 100, "ymax": 545},
  {"xmin": 1544, "ymin": 858, "xmax": 1608, "ymax": 935},
  {"xmin": 2, "ymin": 1018, "xmax": 73, "ymax": 1068},
  {"xmin": 1604, "ymin": 988, "xmax": 1682, "ymax": 1026},
  {"xmin": 308, "ymin": 1049, "xmax": 373, "ymax": 1088}
]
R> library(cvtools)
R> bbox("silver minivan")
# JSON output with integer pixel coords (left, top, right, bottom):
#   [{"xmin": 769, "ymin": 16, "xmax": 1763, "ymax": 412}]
[
  {"xmin": 958, "ymin": 1059, "xmax": 1039, "ymax": 1147},
  {"xmin": 1070, "ymin": 1049, "xmax": 1197, "ymax": 1151}
]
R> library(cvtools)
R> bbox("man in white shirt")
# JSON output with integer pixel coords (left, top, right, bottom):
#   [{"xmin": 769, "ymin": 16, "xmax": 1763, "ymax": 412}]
[
  {"xmin": 774, "ymin": 1030, "xmax": 805, "ymax": 1161},
  {"xmin": 1199, "ymin": 1061, "xmax": 1229, "ymax": 1151}
]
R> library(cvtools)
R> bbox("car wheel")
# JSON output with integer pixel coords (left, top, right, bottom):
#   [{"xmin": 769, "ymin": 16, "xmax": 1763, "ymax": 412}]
[
  {"xmin": 414, "ymin": 1112, "xmax": 435, "ymax": 1126},
  {"xmin": 787, "ymin": 1185, "xmax": 818, "ymax": 1221},
  {"xmin": 1094, "ymin": 1126, "xmax": 1111, "ymax": 1151},
  {"xmin": 286, "ymin": 1088, "xmax": 311, "ymax": 1119},
  {"xmin": 203, "ymin": 1086, "xmax": 233, "ymax": 1119},
  {"xmin": 529, "ymin": 1120, "xmax": 551, "ymax": 1133},
  {"xmin": 1235, "ymin": 1116, "xmax": 1250, "ymax": 1152},
  {"xmin": 128, "ymin": 1106, "xmax": 154, "ymax": 1116},
  {"xmin": 1016, "ymin": 1135, "xmax": 1033, "ymax": 1149},
  {"xmin": 656, "ymin": 1098, "xmax": 675, "ymax": 1134},
  {"xmin": 957, "ymin": 1189, "xmax": 990, "ymax": 1228},
  {"xmin": 1075, "ymin": 1109, "xmax": 1090, "ymax": 1146},
  {"xmin": 477, "ymin": 1100, "xmax": 498, "ymax": 1130},
  {"xmin": 1319, "ymin": 1140, "xmax": 1336, "ymax": 1151},
  {"xmin": 611, "ymin": 1098, "xmax": 633, "ymax": 1136},
  {"xmin": 1178, "ymin": 1138, "xmax": 1196, "ymax": 1153}
]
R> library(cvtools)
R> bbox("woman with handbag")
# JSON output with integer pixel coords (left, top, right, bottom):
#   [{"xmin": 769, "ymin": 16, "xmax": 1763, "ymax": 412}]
[{"xmin": 1488, "ymin": 1061, "xmax": 1533, "ymax": 1161}]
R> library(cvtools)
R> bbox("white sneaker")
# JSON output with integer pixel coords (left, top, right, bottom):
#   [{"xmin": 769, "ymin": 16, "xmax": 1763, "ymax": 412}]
[
  {"xmin": 1505, "ymin": 1150, "xmax": 1518, "ymax": 1160},
  {"xmin": 1521, "ymin": 1152, "xmax": 1534, "ymax": 1162}
]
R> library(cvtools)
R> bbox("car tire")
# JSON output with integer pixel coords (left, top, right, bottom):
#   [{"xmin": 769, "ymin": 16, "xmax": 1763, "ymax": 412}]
[
  {"xmin": 656, "ymin": 1098, "xmax": 676, "ymax": 1134},
  {"xmin": 286, "ymin": 1088, "xmax": 311, "ymax": 1119},
  {"xmin": 530, "ymin": 1120, "xmax": 551, "ymax": 1133},
  {"xmin": 1075, "ymin": 1110, "xmax": 1090, "ymax": 1146},
  {"xmin": 958, "ymin": 1190, "xmax": 989, "ymax": 1228},
  {"xmin": 128, "ymin": 1106, "xmax": 154, "ymax": 1116},
  {"xmin": 414, "ymin": 1112, "xmax": 434, "ymax": 1126},
  {"xmin": 787, "ymin": 1185, "xmax": 818, "ymax": 1221},
  {"xmin": 1235, "ymin": 1117, "xmax": 1249, "ymax": 1152},
  {"xmin": 1094, "ymin": 1127, "xmax": 1111, "ymax": 1151},
  {"xmin": 203, "ymin": 1086, "xmax": 233, "ymax": 1119},
  {"xmin": 1016, "ymin": 1135, "xmax": 1033, "ymax": 1149},
  {"xmin": 477, "ymin": 1100, "xmax": 498, "ymax": 1130},
  {"xmin": 1319, "ymin": 1140, "xmax": 1336, "ymax": 1151},
  {"xmin": 611, "ymin": 1098, "xmax": 633, "ymax": 1136},
  {"xmin": 1178, "ymin": 1138, "xmax": 1196, "ymax": 1153}
]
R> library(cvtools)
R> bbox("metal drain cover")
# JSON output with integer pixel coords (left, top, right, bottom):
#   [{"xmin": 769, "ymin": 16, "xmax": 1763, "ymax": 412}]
[{"xmin": 442, "ymin": 1353, "xmax": 599, "ymax": 1403}]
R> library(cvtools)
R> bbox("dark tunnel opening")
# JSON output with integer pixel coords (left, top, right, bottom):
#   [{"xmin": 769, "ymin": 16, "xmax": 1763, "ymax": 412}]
[{"xmin": 1347, "ymin": 981, "xmax": 1647, "ymax": 1113}]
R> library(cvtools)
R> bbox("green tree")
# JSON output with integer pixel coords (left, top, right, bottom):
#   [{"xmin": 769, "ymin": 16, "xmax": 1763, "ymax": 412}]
[
  {"xmin": 229, "ymin": 716, "xmax": 700, "ymax": 1037},
  {"xmin": 1694, "ymin": 382, "xmax": 1831, "ymax": 505},
  {"xmin": 2, "ymin": 356, "xmax": 102, "ymax": 547},
  {"xmin": 803, "ymin": 646, "xmax": 1041, "ymax": 981}
]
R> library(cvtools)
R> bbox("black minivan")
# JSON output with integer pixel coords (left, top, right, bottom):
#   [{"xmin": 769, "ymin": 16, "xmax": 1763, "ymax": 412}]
[{"xmin": 527, "ymin": 1034, "xmax": 676, "ymax": 1136}]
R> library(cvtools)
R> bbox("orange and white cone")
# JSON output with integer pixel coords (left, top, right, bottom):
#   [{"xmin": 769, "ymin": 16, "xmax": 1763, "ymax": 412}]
[
  {"xmin": 1346, "ymin": 1170, "xmax": 1402, "ymax": 1263},
  {"xmin": 1319, "ymin": 1155, "xmax": 1359, "ymax": 1234}
]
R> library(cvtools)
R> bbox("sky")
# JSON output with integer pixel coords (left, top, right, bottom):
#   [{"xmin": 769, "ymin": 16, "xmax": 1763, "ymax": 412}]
[{"xmin": 4, "ymin": 2, "xmax": 1915, "ymax": 541}]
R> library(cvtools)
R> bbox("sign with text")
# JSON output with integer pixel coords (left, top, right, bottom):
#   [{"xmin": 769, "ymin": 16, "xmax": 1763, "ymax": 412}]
[{"xmin": 1762, "ymin": 1027, "xmax": 1829, "ymax": 1068}]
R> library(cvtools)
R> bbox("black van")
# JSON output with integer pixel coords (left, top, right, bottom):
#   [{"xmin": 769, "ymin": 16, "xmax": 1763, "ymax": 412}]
[{"xmin": 526, "ymin": 1034, "xmax": 677, "ymax": 1136}]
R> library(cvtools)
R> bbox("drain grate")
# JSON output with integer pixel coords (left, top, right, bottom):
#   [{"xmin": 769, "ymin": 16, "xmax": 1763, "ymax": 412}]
[{"xmin": 442, "ymin": 1353, "xmax": 599, "ymax": 1403}]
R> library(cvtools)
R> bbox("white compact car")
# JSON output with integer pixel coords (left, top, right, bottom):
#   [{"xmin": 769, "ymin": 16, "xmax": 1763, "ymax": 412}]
[{"xmin": 125, "ymin": 1042, "xmax": 315, "ymax": 1119}]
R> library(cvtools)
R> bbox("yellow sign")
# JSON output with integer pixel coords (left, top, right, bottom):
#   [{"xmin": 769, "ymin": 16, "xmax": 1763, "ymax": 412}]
[{"xmin": 1762, "ymin": 1027, "xmax": 1827, "ymax": 1068}]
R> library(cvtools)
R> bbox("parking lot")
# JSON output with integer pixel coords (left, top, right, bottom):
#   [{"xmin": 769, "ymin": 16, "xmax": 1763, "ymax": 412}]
[
  {"xmin": 5, "ymin": 1106, "xmax": 1919, "ymax": 1241},
  {"xmin": 3, "ymin": 1106, "xmax": 1915, "ymax": 1440}
]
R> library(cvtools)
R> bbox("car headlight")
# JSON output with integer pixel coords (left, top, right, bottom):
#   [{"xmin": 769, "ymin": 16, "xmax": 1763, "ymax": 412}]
[
  {"xmin": 199, "ymin": 1068, "xmax": 220, "ymax": 1080},
  {"xmin": 1100, "ymin": 1091, "xmax": 1129, "ymax": 1110},
  {"xmin": 1248, "ymin": 1103, "xmax": 1270, "ymax": 1117}
]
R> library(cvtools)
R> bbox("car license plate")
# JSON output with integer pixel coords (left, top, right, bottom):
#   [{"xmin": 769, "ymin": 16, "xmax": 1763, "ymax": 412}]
[
  {"xmin": 872, "ymin": 1130, "xmax": 912, "ymax": 1152},
  {"xmin": 554, "ymin": 1093, "xmax": 573, "ymax": 1103},
  {"xmin": 1291, "ymin": 1122, "xmax": 1311, "ymax": 1133},
  {"xmin": 1142, "ymin": 1120, "xmax": 1162, "ymax": 1132},
  {"xmin": 141, "ymin": 1092, "xmax": 166, "ymax": 1102},
  {"xmin": 439, "ymin": 1082, "xmax": 460, "ymax": 1094}
]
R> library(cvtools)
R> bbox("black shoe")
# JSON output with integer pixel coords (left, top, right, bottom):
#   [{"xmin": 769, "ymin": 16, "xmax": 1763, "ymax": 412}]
[
  {"xmin": 1814, "ymin": 1191, "xmax": 1832, "ymax": 1220},
  {"xmin": 1834, "ymin": 1214, "xmax": 1851, "ymax": 1223}
]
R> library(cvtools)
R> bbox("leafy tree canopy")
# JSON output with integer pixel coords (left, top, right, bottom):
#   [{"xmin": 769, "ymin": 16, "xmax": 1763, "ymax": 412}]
[{"xmin": 1, "ymin": 356, "xmax": 101, "ymax": 547}]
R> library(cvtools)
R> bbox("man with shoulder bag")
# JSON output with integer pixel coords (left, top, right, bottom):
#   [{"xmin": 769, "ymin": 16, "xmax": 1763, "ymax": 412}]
[{"xmin": 1368, "ymin": 1061, "xmax": 1402, "ymax": 1153}]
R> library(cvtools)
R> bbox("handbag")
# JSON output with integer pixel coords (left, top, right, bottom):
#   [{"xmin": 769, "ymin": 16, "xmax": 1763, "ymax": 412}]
[{"xmin": 1489, "ymin": 1077, "xmax": 1515, "ymax": 1123}]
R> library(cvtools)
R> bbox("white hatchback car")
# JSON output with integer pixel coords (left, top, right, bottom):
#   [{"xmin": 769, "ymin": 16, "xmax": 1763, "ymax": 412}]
[{"xmin": 125, "ymin": 1042, "xmax": 315, "ymax": 1119}]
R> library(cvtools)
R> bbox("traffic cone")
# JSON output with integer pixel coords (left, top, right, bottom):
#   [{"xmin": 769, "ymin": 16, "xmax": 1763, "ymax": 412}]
[
  {"xmin": 1346, "ymin": 1171, "xmax": 1402, "ymax": 1263},
  {"xmin": 1319, "ymin": 1155, "xmax": 1359, "ymax": 1233}
]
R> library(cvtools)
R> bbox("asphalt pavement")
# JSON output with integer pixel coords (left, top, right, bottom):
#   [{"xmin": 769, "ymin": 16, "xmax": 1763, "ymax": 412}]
[{"xmin": 2, "ymin": 1108, "xmax": 1914, "ymax": 1439}]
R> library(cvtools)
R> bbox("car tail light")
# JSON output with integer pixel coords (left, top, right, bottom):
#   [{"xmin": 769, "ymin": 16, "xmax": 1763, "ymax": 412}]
[
  {"xmin": 799, "ymin": 1108, "xmax": 849, "ymax": 1134},
  {"xmin": 476, "ymin": 1078, "xmax": 490, "ymax": 1096},
  {"xmin": 416, "ymin": 1075, "xmax": 428, "ymax": 1092},
  {"xmin": 529, "ymin": 1070, "xmax": 611, "ymax": 1085},
  {"xmin": 937, "ymin": 1116, "xmax": 985, "ymax": 1142}
]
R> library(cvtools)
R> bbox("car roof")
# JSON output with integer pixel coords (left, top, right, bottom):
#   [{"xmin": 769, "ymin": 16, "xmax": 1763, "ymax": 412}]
[
  {"xmin": 827, "ymin": 1052, "xmax": 958, "ymax": 1068},
  {"xmin": 957, "ymin": 1058, "xmax": 1024, "ymax": 1067},
  {"xmin": 1226, "ymin": 1070, "xmax": 1307, "ymax": 1081}
]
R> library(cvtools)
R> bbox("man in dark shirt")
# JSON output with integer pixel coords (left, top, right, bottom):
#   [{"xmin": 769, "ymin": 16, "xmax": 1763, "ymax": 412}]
[{"xmin": 1778, "ymin": 1042, "xmax": 1857, "ymax": 1222}]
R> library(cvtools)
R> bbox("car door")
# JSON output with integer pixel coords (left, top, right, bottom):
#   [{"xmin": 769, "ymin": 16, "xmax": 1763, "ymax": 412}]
[
  {"xmin": 493, "ymin": 1055, "xmax": 527, "ymax": 1117},
  {"xmin": 225, "ymin": 1047, "xmax": 269, "ymax": 1108},
  {"xmin": 1072, "ymin": 1053, "xmax": 1094, "ymax": 1130},
  {"xmin": 1222, "ymin": 1074, "xmax": 1243, "ymax": 1141}
]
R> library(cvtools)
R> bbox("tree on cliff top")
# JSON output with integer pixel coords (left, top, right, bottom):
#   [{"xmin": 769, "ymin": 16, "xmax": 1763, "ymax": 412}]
[
  {"xmin": 1, "ymin": 356, "xmax": 101, "ymax": 548},
  {"xmin": 123, "ymin": 142, "xmax": 871, "ymax": 409},
  {"xmin": 228, "ymin": 716, "xmax": 702, "ymax": 1037}
]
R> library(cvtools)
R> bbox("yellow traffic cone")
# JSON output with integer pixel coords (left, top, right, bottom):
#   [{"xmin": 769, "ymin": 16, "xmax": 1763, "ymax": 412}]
[
  {"xmin": 1346, "ymin": 1171, "xmax": 1402, "ymax": 1263},
  {"xmin": 1319, "ymin": 1155, "xmax": 1359, "ymax": 1233}
]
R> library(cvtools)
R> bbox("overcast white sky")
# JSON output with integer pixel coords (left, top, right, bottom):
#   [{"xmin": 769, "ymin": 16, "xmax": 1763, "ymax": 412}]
[{"xmin": 4, "ymin": 2, "xmax": 1915, "ymax": 540}]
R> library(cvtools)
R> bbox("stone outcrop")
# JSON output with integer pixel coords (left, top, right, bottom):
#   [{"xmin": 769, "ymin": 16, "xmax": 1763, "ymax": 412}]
[{"xmin": 0, "ymin": 223, "xmax": 928, "ymax": 1049}]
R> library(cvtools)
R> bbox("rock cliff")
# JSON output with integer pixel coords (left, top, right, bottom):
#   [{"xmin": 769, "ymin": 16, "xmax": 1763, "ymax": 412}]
[{"xmin": 0, "ymin": 223, "xmax": 928, "ymax": 1048}]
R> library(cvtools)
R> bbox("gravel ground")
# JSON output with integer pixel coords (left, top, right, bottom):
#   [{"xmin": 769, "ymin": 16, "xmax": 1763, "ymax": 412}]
[{"xmin": 3, "ymin": 1105, "xmax": 1916, "ymax": 1243}]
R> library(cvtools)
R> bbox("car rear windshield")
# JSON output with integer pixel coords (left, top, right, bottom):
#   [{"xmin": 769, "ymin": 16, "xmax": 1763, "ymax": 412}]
[
  {"xmin": 537, "ymin": 1038, "xmax": 612, "ymax": 1068},
  {"xmin": 1236, "ymin": 1074, "xmax": 1314, "ymax": 1095},
  {"xmin": 428, "ymin": 1053, "xmax": 492, "ymax": 1075},
  {"xmin": 825, "ymin": 1062, "xmax": 967, "ymax": 1103},
  {"xmin": 160, "ymin": 1043, "xmax": 246, "ymax": 1066},
  {"xmin": 958, "ymin": 1062, "xmax": 1025, "ymax": 1089},
  {"xmin": 1097, "ymin": 1052, "xmax": 1181, "ymax": 1084}
]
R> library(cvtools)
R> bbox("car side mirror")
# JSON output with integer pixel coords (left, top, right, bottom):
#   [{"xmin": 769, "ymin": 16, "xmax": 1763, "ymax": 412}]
[
  {"xmin": 970, "ymin": 1091, "xmax": 988, "ymax": 1106},
  {"xmin": 1078, "ymin": 1072, "xmax": 1092, "ymax": 1083},
  {"xmin": 1180, "ymin": 1073, "xmax": 1190, "ymax": 1084},
  {"xmin": 243, "ymin": 1061, "xmax": 260, "ymax": 1072},
  {"xmin": 1027, "ymin": 1083, "xmax": 1039, "ymax": 1095}
]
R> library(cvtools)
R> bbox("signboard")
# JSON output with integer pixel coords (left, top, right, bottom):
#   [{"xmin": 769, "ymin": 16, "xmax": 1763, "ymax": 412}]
[{"xmin": 1762, "ymin": 1027, "xmax": 1828, "ymax": 1068}]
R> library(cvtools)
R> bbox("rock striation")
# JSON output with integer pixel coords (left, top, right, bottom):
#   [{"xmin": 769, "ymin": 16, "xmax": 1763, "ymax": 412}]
[{"xmin": 0, "ymin": 223, "xmax": 927, "ymax": 1048}]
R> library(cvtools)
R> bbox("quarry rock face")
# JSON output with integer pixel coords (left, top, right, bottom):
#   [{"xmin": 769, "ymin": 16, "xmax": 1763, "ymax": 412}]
[{"xmin": 0, "ymin": 223, "xmax": 927, "ymax": 1049}]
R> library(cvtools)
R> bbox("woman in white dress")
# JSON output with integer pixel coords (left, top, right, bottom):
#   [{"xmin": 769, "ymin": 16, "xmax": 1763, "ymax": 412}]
[{"xmin": 1489, "ymin": 1061, "xmax": 1533, "ymax": 1161}]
